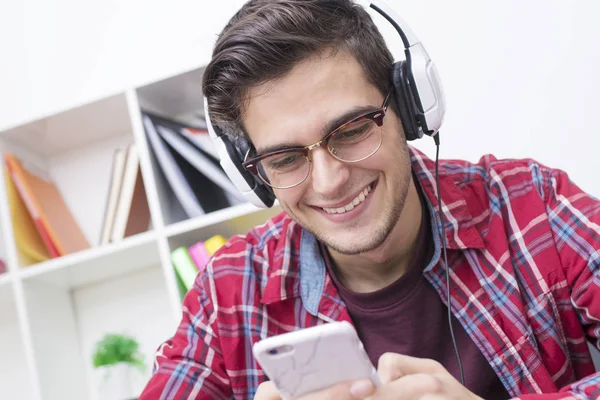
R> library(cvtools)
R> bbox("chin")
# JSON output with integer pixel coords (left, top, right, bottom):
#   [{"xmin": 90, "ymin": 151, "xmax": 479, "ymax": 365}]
[{"xmin": 315, "ymin": 220, "xmax": 393, "ymax": 256}]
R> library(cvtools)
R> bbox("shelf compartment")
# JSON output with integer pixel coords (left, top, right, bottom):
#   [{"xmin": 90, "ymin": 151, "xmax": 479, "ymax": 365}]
[
  {"xmin": 22, "ymin": 260, "xmax": 174, "ymax": 400},
  {"xmin": 134, "ymin": 67, "xmax": 206, "ymax": 228},
  {"xmin": 72, "ymin": 265, "xmax": 176, "ymax": 400},
  {"xmin": 136, "ymin": 67, "xmax": 206, "ymax": 128},
  {"xmin": 0, "ymin": 92, "xmax": 155, "ymax": 269},
  {"xmin": 133, "ymin": 66, "xmax": 251, "ymax": 228}
]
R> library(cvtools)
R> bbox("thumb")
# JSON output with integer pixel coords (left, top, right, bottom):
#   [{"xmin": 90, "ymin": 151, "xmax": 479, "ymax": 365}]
[
  {"xmin": 255, "ymin": 381, "xmax": 282, "ymax": 400},
  {"xmin": 377, "ymin": 353, "xmax": 446, "ymax": 383}
]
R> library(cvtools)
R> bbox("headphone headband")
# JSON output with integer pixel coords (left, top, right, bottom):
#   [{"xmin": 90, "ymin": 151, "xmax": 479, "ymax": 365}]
[{"xmin": 357, "ymin": 0, "xmax": 419, "ymax": 47}]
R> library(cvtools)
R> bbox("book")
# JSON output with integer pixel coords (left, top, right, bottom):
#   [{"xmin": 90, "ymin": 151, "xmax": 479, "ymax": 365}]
[
  {"xmin": 174, "ymin": 267, "xmax": 188, "ymax": 302},
  {"xmin": 170, "ymin": 247, "xmax": 199, "ymax": 292},
  {"xmin": 5, "ymin": 165, "xmax": 52, "ymax": 262},
  {"xmin": 156, "ymin": 123, "xmax": 246, "ymax": 206},
  {"xmin": 158, "ymin": 131, "xmax": 236, "ymax": 214},
  {"xmin": 188, "ymin": 235, "xmax": 229, "ymax": 272},
  {"xmin": 143, "ymin": 115, "xmax": 205, "ymax": 218},
  {"xmin": 5, "ymin": 153, "xmax": 90, "ymax": 257},
  {"xmin": 143, "ymin": 113, "xmax": 247, "ymax": 212},
  {"xmin": 204, "ymin": 235, "xmax": 228, "ymax": 255},
  {"xmin": 99, "ymin": 148, "xmax": 128, "ymax": 245},
  {"xmin": 123, "ymin": 165, "xmax": 151, "ymax": 238},
  {"xmin": 188, "ymin": 241, "xmax": 210, "ymax": 271},
  {"xmin": 180, "ymin": 127, "xmax": 219, "ymax": 159},
  {"xmin": 110, "ymin": 144, "xmax": 151, "ymax": 242}
]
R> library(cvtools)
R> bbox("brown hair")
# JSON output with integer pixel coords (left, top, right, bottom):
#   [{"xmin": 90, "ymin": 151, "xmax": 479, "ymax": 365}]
[{"xmin": 202, "ymin": 0, "xmax": 394, "ymax": 140}]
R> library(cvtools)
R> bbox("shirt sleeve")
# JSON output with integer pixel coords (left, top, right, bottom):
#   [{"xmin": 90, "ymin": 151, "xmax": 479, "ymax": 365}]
[
  {"xmin": 517, "ymin": 167, "xmax": 600, "ymax": 399},
  {"xmin": 139, "ymin": 271, "xmax": 232, "ymax": 400}
]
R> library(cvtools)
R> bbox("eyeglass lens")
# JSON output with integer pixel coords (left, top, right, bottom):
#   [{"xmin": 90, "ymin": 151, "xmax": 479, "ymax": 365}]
[{"xmin": 257, "ymin": 118, "xmax": 383, "ymax": 189}]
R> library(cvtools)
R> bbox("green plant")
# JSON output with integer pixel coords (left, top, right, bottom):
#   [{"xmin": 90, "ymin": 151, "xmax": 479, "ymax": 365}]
[{"xmin": 92, "ymin": 333, "xmax": 145, "ymax": 372}]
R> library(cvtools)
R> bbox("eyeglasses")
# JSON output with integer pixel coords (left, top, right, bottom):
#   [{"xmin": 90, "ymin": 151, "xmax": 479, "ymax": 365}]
[{"xmin": 242, "ymin": 90, "xmax": 393, "ymax": 189}]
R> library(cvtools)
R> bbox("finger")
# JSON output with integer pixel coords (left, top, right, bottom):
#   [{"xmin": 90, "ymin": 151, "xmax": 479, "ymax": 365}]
[
  {"xmin": 416, "ymin": 395, "xmax": 448, "ymax": 400},
  {"xmin": 255, "ymin": 381, "xmax": 282, "ymax": 400},
  {"xmin": 349, "ymin": 378, "xmax": 376, "ymax": 399},
  {"xmin": 372, "ymin": 373, "xmax": 445, "ymax": 400},
  {"xmin": 377, "ymin": 353, "xmax": 446, "ymax": 383},
  {"xmin": 297, "ymin": 379, "xmax": 375, "ymax": 400}
]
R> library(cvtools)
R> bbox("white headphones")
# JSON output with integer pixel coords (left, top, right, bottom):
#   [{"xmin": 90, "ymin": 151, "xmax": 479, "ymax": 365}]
[{"xmin": 204, "ymin": 0, "xmax": 446, "ymax": 208}]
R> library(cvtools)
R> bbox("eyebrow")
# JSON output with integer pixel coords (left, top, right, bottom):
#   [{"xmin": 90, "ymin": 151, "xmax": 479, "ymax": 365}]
[{"xmin": 254, "ymin": 104, "xmax": 379, "ymax": 158}]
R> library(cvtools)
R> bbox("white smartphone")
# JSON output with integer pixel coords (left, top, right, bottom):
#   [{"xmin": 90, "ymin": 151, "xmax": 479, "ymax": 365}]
[{"xmin": 252, "ymin": 321, "xmax": 381, "ymax": 400}]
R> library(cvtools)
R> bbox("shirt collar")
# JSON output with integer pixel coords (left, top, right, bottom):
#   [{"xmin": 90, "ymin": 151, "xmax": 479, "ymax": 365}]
[
  {"xmin": 410, "ymin": 146, "xmax": 485, "ymax": 250},
  {"xmin": 260, "ymin": 145, "xmax": 485, "ymax": 307}
]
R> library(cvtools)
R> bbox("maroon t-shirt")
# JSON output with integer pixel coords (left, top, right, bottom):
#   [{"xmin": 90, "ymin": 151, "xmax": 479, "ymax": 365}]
[{"xmin": 320, "ymin": 189, "xmax": 510, "ymax": 399}]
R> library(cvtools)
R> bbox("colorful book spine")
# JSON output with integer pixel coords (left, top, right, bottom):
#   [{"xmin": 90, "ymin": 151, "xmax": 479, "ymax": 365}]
[
  {"xmin": 170, "ymin": 247, "xmax": 198, "ymax": 292},
  {"xmin": 204, "ymin": 235, "xmax": 227, "ymax": 255},
  {"xmin": 5, "ymin": 156, "xmax": 60, "ymax": 258},
  {"xmin": 188, "ymin": 242, "xmax": 211, "ymax": 272}
]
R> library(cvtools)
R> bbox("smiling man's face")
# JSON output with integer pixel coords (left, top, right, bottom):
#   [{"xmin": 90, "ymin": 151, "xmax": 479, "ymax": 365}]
[{"xmin": 243, "ymin": 50, "xmax": 413, "ymax": 256}]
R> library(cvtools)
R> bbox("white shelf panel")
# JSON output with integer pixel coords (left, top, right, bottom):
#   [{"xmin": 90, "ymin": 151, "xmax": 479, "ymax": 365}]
[
  {"xmin": 23, "ymin": 280, "xmax": 88, "ymax": 400},
  {"xmin": 19, "ymin": 231, "xmax": 159, "ymax": 289},
  {"xmin": 0, "ymin": 273, "xmax": 10, "ymax": 287},
  {"xmin": 0, "ymin": 286, "xmax": 37, "ymax": 400},
  {"xmin": 165, "ymin": 202, "xmax": 281, "ymax": 239},
  {"xmin": 0, "ymin": 279, "xmax": 13, "ymax": 302},
  {"xmin": 0, "ymin": 93, "xmax": 133, "ymax": 158},
  {"xmin": 166, "ymin": 204, "xmax": 283, "ymax": 252}
]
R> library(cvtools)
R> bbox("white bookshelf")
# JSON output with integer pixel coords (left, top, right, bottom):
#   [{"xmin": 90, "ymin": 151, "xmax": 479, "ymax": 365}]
[{"xmin": 0, "ymin": 66, "xmax": 282, "ymax": 400}]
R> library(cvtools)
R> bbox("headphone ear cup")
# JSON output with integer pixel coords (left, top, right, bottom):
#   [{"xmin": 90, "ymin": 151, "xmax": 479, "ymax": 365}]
[
  {"xmin": 231, "ymin": 134, "xmax": 251, "ymax": 161},
  {"xmin": 392, "ymin": 61, "xmax": 421, "ymax": 141},
  {"xmin": 204, "ymin": 96, "xmax": 275, "ymax": 208},
  {"xmin": 230, "ymin": 135, "xmax": 276, "ymax": 202}
]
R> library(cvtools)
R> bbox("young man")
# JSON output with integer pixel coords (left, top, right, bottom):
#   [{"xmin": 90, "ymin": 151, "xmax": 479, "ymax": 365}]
[{"xmin": 141, "ymin": 1, "xmax": 600, "ymax": 399}]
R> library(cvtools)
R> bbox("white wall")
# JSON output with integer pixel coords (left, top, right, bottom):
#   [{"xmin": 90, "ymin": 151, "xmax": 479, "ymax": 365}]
[{"xmin": 1, "ymin": 0, "xmax": 599, "ymax": 195}]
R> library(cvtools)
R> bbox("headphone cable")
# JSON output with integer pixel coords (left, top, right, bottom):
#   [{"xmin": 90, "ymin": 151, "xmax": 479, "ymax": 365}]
[{"xmin": 433, "ymin": 133, "xmax": 465, "ymax": 386}]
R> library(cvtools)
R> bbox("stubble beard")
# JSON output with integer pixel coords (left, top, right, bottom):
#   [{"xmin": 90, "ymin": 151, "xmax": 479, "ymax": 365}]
[{"xmin": 319, "ymin": 174, "xmax": 410, "ymax": 255}]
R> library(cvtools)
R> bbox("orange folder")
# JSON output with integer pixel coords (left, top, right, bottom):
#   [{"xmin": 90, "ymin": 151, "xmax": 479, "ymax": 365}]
[
  {"xmin": 5, "ymin": 165, "xmax": 53, "ymax": 262},
  {"xmin": 5, "ymin": 153, "xmax": 90, "ymax": 257}
]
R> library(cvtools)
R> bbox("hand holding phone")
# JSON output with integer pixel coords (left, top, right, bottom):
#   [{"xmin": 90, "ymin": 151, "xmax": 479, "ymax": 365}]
[{"xmin": 252, "ymin": 321, "xmax": 380, "ymax": 400}]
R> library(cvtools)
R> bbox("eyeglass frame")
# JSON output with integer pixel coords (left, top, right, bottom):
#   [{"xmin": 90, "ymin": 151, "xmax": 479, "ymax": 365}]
[{"xmin": 242, "ymin": 89, "xmax": 393, "ymax": 189}]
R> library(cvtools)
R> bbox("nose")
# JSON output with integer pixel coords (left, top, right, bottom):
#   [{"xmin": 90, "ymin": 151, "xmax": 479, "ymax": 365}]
[{"xmin": 309, "ymin": 146, "xmax": 350, "ymax": 197}]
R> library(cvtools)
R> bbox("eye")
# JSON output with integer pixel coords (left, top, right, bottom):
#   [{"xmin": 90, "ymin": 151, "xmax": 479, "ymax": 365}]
[
  {"xmin": 265, "ymin": 152, "xmax": 303, "ymax": 171},
  {"xmin": 333, "ymin": 120, "xmax": 374, "ymax": 144}
]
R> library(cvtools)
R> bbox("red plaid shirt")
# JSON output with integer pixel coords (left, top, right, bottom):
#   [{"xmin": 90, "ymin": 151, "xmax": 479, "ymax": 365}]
[{"xmin": 141, "ymin": 147, "xmax": 600, "ymax": 399}]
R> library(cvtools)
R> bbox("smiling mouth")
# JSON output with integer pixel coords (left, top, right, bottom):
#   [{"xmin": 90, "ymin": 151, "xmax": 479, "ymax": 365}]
[{"xmin": 322, "ymin": 183, "xmax": 373, "ymax": 215}]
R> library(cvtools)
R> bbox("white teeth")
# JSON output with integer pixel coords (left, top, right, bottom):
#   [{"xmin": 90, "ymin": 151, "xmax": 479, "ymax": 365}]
[{"xmin": 323, "ymin": 184, "xmax": 373, "ymax": 215}]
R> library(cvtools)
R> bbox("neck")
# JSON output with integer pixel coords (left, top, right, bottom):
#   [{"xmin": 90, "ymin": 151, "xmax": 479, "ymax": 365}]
[{"xmin": 328, "ymin": 178, "xmax": 424, "ymax": 293}]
